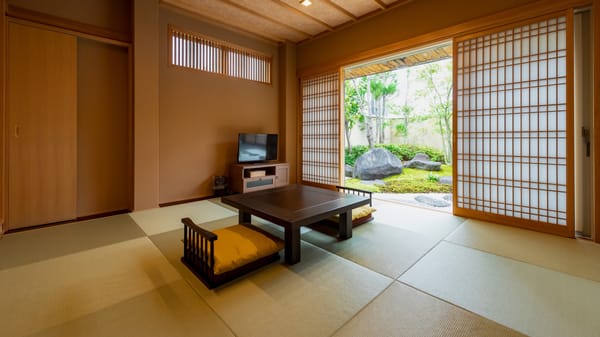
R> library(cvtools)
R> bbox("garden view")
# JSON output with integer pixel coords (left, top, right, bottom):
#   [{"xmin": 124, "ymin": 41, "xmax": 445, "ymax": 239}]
[{"xmin": 343, "ymin": 56, "xmax": 453, "ymax": 198}]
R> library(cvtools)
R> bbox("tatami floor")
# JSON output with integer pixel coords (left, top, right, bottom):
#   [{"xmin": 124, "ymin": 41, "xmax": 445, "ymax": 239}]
[{"xmin": 1, "ymin": 197, "xmax": 599, "ymax": 337}]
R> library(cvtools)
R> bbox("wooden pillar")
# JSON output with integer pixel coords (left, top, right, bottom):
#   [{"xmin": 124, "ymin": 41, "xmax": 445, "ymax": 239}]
[
  {"xmin": 133, "ymin": 0, "xmax": 160, "ymax": 210},
  {"xmin": 0, "ymin": 0, "xmax": 5, "ymax": 235}
]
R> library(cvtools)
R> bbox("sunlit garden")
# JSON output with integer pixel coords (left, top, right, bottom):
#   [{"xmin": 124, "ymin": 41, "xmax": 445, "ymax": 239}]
[{"xmin": 343, "ymin": 54, "xmax": 453, "ymax": 197}]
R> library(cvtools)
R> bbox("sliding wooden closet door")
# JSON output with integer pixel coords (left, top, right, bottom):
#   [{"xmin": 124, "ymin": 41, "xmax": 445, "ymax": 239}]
[
  {"xmin": 77, "ymin": 38, "xmax": 131, "ymax": 217},
  {"xmin": 454, "ymin": 11, "xmax": 574, "ymax": 237},
  {"xmin": 300, "ymin": 71, "xmax": 342, "ymax": 187},
  {"xmin": 7, "ymin": 22, "xmax": 77, "ymax": 229}
]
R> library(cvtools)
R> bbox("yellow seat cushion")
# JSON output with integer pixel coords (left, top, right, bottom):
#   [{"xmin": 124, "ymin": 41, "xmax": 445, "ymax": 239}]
[
  {"xmin": 333, "ymin": 205, "xmax": 376, "ymax": 221},
  {"xmin": 351, "ymin": 205, "xmax": 376, "ymax": 221},
  {"xmin": 212, "ymin": 224, "xmax": 284, "ymax": 275}
]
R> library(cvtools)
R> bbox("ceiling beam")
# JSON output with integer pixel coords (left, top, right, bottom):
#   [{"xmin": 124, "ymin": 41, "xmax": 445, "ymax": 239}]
[
  {"xmin": 323, "ymin": 0, "xmax": 357, "ymax": 20},
  {"xmin": 373, "ymin": 0, "xmax": 387, "ymax": 10}
]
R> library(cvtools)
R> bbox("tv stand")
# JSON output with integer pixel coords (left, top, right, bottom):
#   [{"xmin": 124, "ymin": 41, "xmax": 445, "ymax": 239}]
[{"xmin": 230, "ymin": 162, "xmax": 289, "ymax": 193}]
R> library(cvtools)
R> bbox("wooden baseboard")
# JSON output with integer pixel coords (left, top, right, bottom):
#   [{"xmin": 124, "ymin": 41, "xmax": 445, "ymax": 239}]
[{"xmin": 5, "ymin": 209, "xmax": 131, "ymax": 234}]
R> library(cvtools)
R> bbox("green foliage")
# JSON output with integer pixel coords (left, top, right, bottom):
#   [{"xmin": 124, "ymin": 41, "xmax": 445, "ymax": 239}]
[
  {"xmin": 345, "ymin": 166, "xmax": 453, "ymax": 194},
  {"xmin": 344, "ymin": 145, "xmax": 369, "ymax": 166},
  {"xmin": 376, "ymin": 144, "xmax": 446, "ymax": 163},
  {"xmin": 426, "ymin": 172, "xmax": 439, "ymax": 182},
  {"xmin": 344, "ymin": 78, "xmax": 367, "ymax": 131},
  {"xmin": 395, "ymin": 123, "xmax": 408, "ymax": 137},
  {"xmin": 341, "ymin": 179, "xmax": 381, "ymax": 192},
  {"xmin": 345, "ymin": 143, "xmax": 447, "ymax": 166},
  {"xmin": 378, "ymin": 179, "xmax": 452, "ymax": 193}
]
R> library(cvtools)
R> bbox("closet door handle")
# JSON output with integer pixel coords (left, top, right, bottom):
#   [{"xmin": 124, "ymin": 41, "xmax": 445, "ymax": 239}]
[{"xmin": 14, "ymin": 125, "xmax": 20, "ymax": 138}]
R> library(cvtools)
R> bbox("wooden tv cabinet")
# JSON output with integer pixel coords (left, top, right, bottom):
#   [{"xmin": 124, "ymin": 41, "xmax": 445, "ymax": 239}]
[{"xmin": 230, "ymin": 162, "xmax": 289, "ymax": 193}]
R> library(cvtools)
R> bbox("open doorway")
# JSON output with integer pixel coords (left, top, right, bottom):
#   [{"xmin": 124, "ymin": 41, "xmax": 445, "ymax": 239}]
[{"xmin": 341, "ymin": 42, "xmax": 454, "ymax": 212}]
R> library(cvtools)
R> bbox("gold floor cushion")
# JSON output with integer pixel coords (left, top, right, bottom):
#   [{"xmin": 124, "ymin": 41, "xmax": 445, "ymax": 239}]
[
  {"xmin": 212, "ymin": 224, "xmax": 284, "ymax": 275},
  {"xmin": 333, "ymin": 205, "xmax": 377, "ymax": 221},
  {"xmin": 352, "ymin": 205, "xmax": 376, "ymax": 220}
]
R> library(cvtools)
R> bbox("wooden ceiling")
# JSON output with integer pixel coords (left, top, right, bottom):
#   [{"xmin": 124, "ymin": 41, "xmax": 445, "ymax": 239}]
[
  {"xmin": 344, "ymin": 43, "xmax": 452, "ymax": 79},
  {"xmin": 160, "ymin": 0, "xmax": 414, "ymax": 44}
]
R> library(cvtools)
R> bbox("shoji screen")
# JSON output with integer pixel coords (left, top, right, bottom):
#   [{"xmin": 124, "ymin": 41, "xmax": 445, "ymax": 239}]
[
  {"xmin": 454, "ymin": 12, "xmax": 574, "ymax": 237},
  {"xmin": 300, "ymin": 72, "xmax": 341, "ymax": 186}
]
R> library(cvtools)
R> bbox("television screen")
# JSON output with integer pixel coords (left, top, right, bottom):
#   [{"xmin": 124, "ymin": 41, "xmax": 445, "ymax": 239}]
[{"xmin": 237, "ymin": 133, "xmax": 278, "ymax": 163}]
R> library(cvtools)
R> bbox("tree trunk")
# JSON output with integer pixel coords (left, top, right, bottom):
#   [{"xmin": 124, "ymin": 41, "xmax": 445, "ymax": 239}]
[{"xmin": 344, "ymin": 120, "xmax": 352, "ymax": 150}]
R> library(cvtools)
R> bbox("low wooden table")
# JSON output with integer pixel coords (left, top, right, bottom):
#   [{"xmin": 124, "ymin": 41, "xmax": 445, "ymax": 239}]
[{"xmin": 221, "ymin": 184, "xmax": 370, "ymax": 264}]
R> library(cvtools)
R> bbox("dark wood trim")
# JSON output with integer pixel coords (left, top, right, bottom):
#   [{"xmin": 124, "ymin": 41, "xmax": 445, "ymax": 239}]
[
  {"xmin": 6, "ymin": 5, "xmax": 131, "ymax": 43},
  {"xmin": 159, "ymin": 194, "xmax": 225, "ymax": 207},
  {"xmin": 5, "ymin": 209, "xmax": 131, "ymax": 234}
]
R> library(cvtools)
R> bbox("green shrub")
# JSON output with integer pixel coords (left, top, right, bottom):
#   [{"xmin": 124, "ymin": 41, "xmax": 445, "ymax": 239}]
[
  {"xmin": 378, "ymin": 180, "xmax": 452, "ymax": 193},
  {"xmin": 426, "ymin": 172, "xmax": 439, "ymax": 182},
  {"xmin": 377, "ymin": 144, "xmax": 446, "ymax": 163},
  {"xmin": 345, "ymin": 145, "xmax": 369, "ymax": 166},
  {"xmin": 345, "ymin": 144, "xmax": 446, "ymax": 165}
]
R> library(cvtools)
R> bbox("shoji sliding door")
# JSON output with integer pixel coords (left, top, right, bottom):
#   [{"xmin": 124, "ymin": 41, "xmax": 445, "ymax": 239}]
[
  {"xmin": 300, "ymin": 71, "xmax": 342, "ymax": 187},
  {"xmin": 454, "ymin": 11, "xmax": 574, "ymax": 237}
]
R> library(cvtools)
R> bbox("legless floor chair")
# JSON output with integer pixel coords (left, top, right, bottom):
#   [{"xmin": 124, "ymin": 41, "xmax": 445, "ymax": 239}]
[
  {"xmin": 181, "ymin": 218, "xmax": 284, "ymax": 289},
  {"xmin": 334, "ymin": 185, "xmax": 376, "ymax": 226}
]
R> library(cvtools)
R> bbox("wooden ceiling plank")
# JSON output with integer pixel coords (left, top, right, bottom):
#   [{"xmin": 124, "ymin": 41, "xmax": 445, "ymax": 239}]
[
  {"xmin": 160, "ymin": 2, "xmax": 288, "ymax": 44},
  {"xmin": 273, "ymin": 0, "xmax": 335, "ymax": 31},
  {"xmin": 222, "ymin": 0, "xmax": 311, "ymax": 37},
  {"xmin": 323, "ymin": 0, "xmax": 358, "ymax": 20}
]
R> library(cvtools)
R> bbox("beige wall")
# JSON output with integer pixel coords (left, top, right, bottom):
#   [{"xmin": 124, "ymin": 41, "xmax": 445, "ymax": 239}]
[
  {"xmin": 158, "ymin": 8, "xmax": 281, "ymax": 203},
  {"xmin": 278, "ymin": 42, "xmax": 298, "ymax": 184},
  {"xmin": 296, "ymin": 0, "xmax": 539, "ymax": 72},
  {"xmin": 133, "ymin": 0, "xmax": 159, "ymax": 210}
]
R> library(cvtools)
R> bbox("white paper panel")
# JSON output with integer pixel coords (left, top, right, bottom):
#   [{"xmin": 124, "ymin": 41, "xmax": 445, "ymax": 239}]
[{"xmin": 455, "ymin": 15, "xmax": 569, "ymax": 226}]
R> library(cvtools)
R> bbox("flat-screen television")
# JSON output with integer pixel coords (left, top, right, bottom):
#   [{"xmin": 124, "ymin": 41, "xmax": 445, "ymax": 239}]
[{"xmin": 237, "ymin": 133, "xmax": 278, "ymax": 164}]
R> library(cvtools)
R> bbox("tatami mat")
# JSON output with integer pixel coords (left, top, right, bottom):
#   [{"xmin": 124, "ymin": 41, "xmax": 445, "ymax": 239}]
[
  {"xmin": 372, "ymin": 199, "xmax": 466, "ymax": 241},
  {"xmin": 446, "ymin": 219, "xmax": 600, "ymax": 283},
  {"xmin": 2, "ymin": 197, "xmax": 599, "ymax": 337},
  {"xmin": 27, "ymin": 279, "xmax": 234, "ymax": 337},
  {"xmin": 0, "ymin": 237, "xmax": 181, "ymax": 337},
  {"xmin": 400, "ymin": 241, "xmax": 600, "ymax": 337},
  {"xmin": 129, "ymin": 200, "xmax": 236, "ymax": 236},
  {"xmin": 334, "ymin": 281, "xmax": 525, "ymax": 337},
  {"xmin": 150, "ymin": 227, "xmax": 393, "ymax": 337},
  {"xmin": 302, "ymin": 221, "xmax": 439, "ymax": 279},
  {"xmin": 0, "ymin": 214, "xmax": 145, "ymax": 270}
]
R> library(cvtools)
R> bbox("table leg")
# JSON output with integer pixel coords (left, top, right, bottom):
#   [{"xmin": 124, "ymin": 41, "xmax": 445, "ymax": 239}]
[
  {"xmin": 284, "ymin": 225, "xmax": 301, "ymax": 264},
  {"xmin": 339, "ymin": 211, "xmax": 353, "ymax": 239},
  {"xmin": 239, "ymin": 211, "xmax": 251, "ymax": 224}
]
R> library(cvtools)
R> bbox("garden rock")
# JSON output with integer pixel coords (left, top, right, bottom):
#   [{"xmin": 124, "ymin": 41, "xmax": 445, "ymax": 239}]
[
  {"xmin": 439, "ymin": 176, "xmax": 452, "ymax": 185},
  {"xmin": 354, "ymin": 148, "xmax": 403, "ymax": 180},
  {"xmin": 405, "ymin": 153, "xmax": 442, "ymax": 171},
  {"xmin": 360, "ymin": 179, "xmax": 385, "ymax": 186},
  {"xmin": 345, "ymin": 164, "xmax": 354, "ymax": 177},
  {"xmin": 414, "ymin": 195, "xmax": 451, "ymax": 208}
]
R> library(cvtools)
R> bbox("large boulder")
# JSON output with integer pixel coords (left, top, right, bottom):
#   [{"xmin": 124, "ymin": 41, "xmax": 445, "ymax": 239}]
[
  {"xmin": 405, "ymin": 153, "xmax": 442, "ymax": 171},
  {"xmin": 344, "ymin": 164, "xmax": 354, "ymax": 177},
  {"xmin": 354, "ymin": 148, "xmax": 403, "ymax": 180}
]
